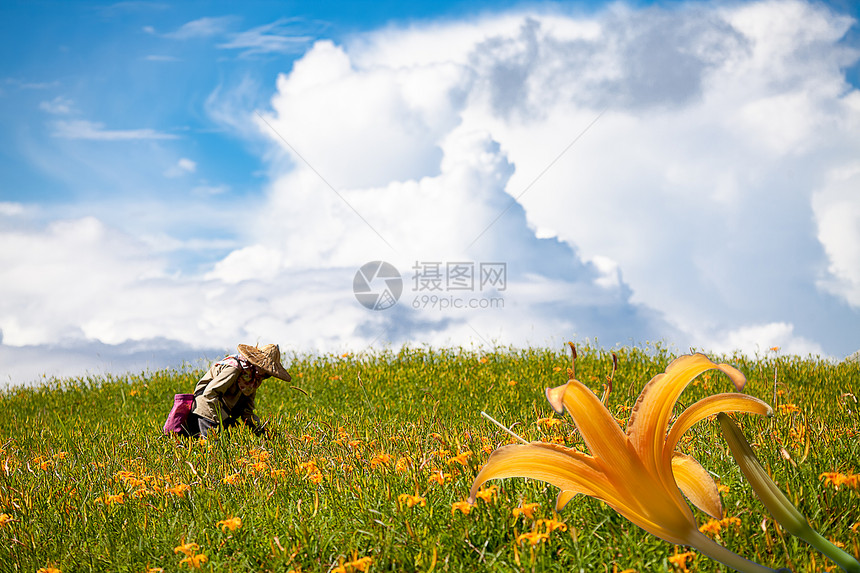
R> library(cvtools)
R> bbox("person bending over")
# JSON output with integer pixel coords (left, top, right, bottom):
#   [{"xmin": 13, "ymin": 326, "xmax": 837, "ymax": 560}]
[{"xmin": 185, "ymin": 343, "xmax": 291, "ymax": 438}]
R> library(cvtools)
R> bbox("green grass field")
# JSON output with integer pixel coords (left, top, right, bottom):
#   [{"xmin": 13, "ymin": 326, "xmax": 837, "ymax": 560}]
[{"xmin": 0, "ymin": 344, "xmax": 858, "ymax": 572}]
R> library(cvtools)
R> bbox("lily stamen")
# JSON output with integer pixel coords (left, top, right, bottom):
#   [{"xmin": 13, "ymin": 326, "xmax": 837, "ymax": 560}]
[{"xmin": 480, "ymin": 411, "xmax": 528, "ymax": 445}]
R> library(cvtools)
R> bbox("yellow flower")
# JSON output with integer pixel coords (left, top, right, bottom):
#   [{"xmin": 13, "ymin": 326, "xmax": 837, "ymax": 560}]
[
  {"xmin": 297, "ymin": 460, "xmax": 319, "ymax": 475},
  {"xmin": 166, "ymin": 483, "xmax": 191, "ymax": 497},
  {"xmin": 395, "ymin": 457, "xmax": 410, "ymax": 473},
  {"xmin": 398, "ymin": 494, "xmax": 427, "ymax": 508},
  {"xmin": 369, "ymin": 453, "xmax": 392, "ymax": 469},
  {"xmin": 222, "ymin": 473, "xmax": 242, "ymax": 485},
  {"xmin": 173, "ymin": 543, "xmax": 200, "ymax": 556},
  {"xmin": 474, "ymin": 485, "xmax": 498, "ymax": 503},
  {"xmin": 516, "ymin": 531, "xmax": 549, "ymax": 546},
  {"xmin": 144, "ymin": 567, "xmax": 163, "ymax": 573},
  {"xmin": 428, "ymin": 471, "xmax": 451, "ymax": 485},
  {"xmin": 37, "ymin": 567, "xmax": 61, "ymax": 573},
  {"xmin": 820, "ymin": 472, "xmax": 858, "ymax": 490},
  {"xmin": 451, "ymin": 501, "xmax": 472, "ymax": 515},
  {"xmin": 33, "ymin": 456, "xmax": 53, "ymax": 471},
  {"xmin": 250, "ymin": 461, "xmax": 269, "ymax": 473},
  {"xmin": 97, "ymin": 492, "xmax": 125, "ymax": 506},
  {"xmin": 512, "ymin": 502, "xmax": 541, "ymax": 520},
  {"xmin": 699, "ymin": 516, "xmax": 742, "ymax": 536},
  {"xmin": 0, "ymin": 513, "xmax": 13, "ymax": 527},
  {"xmin": 179, "ymin": 554, "xmax": 208, "ymax": 568},
  {"xmin": 447, "ymin": 451, "xmax": 472, "ymax": 466},
  {"xmin": 333, "ymin": 555, "xmax": 372, "ymax": 572},
  {"xmin": 537, "ymin": 416, "xmax": 563, "ymax": 428},
  {"xmin": 537, "ymin": 518, "xmax": 568, "ymax": 533},
  {"xmin": 699, "ymin": 519, "xmax": 723, "ymax": 535},
  {"xmin": 777, "ymin": 403, "xmax": 800, "ymax": 414},
  {"xmin": 470, "ymin": 351, "xmax": 780, "ymax": 573},
  {"xmin": 669, "ymin": 551, "xmax": 695, "ymax": 571},
  {"xmin": 217, "ymin": 516, "xmax": 242, "ymax": 532}
]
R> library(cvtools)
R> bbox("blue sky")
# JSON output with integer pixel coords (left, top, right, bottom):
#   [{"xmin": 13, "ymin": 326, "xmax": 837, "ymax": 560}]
[{"xmin": 2, "ymin": 0, "xmax": 859, "ymax": 385}]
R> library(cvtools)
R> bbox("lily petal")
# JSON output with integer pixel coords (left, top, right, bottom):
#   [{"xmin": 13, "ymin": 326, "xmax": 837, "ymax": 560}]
[
  {"xmin": 545, "ymin": 378, "xmax": 635, "ymax": 477},
  {"xmin": 672, "ymin": 452, "xmax": 723, "ymax": 519},
  {"xmin": 555, "ymin": 490, "xmax": 579, "ymax": 511},
  {"xmin": 468, "ymin": 442, "xmax": 605, "ymax": 505},
  {"xmin": 666, "ymin": 393, "xmax": 773, "ymax": 455},
  {"xmin": 627, "ymin": 354, "xmax": 746, "ymax": 488},
  {"xmin": 469, "ymin": 441, "xmax": 700, "ymax": 545}
]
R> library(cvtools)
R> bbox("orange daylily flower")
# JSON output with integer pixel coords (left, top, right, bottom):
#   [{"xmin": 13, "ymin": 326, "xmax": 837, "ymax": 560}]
[
  {"xmin": 398, "ymin": 494, "xmax": 427, "ymax": 508},
  {"xmin": 516, "ymin": 531, "xmax": 549, "ymax": 546},
  {"xmin": 165, "ymin": 483, "xmax": 191, "ymax": 497},
  {"xmin": 669, "ymin": 551, "xmax": 695, "ymax": 571},
  {"xmin": 174, "ymin": 543, "xmax": 200, "ymax": 557},
  {"xmin": 536, "ymin": 518, "xmax": 568, "ymax": 533},
  {"xmin": 179, "ymin": 554, "xmax": 208, "ymax": 569},
  {"xmin": 447, "ymin": 451, "xmax": 472, "ymax": 466},
  {"xmin": 369, "ymin": 453, "xmax": 392, "ymax": 469},
  {"xmin": 512, "ymin": 502, "xmax": 541, "ymax": 520},
  {"xmin": 333, "ymin": 555, "xmax": 372, "ymax": 572},
  {"xmin": 217, "ymin": 516, "xmax": 242, "ymax": 532},
  {"xmin": 470, "ymin": 351, "xmax": 784, "ymax": 573},
  {"xmin": 473, "ymin": 485, "xmax": 498, "ymax": 503}
]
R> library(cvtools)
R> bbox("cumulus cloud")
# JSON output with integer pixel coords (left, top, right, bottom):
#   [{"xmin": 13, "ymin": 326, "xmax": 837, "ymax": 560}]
[
  {"xmin": 4, "ymin": 0, "xmax": 860, "ymax": 386},
  {"xmin": 814, "ymin": 164, "xmax": 860, "ymax": 307},
  {"xmin": 238, "ymin": 0, "xmax": 859, "ymax": 357}
]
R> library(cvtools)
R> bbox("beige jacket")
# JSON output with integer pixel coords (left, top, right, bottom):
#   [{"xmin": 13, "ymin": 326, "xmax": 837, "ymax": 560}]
[{"xmin": 191, "ymin": 362, "xmax": 256, "ymax": 423}]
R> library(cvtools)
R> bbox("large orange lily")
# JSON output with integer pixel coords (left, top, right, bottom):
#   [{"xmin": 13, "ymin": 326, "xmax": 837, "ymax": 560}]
[{"xmin": 469, "ymin": 350, "xmax": 790, "ymax": 573}]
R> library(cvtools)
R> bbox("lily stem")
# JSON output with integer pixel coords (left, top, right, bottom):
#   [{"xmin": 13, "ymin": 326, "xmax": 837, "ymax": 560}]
[{"xmin": 690, "ymin": 531, "xmax": 791, "ymax": 573}]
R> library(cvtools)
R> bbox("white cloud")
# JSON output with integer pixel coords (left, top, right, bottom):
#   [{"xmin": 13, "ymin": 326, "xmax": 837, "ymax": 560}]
[
  {"xmin": 699, "ymin": 322, "xmax": 826, "ymax": 358},
  {"xmin": 0, "ymin": 202, "xmax": 26, "ymax": 217},
  {"xmin": 218, "ymin": 18, "xmax": 313, "ymax": 57},
  {"xmin": 4, "ymin": 0, "xmax": 860, "ymax": 387},
  {"xmin": 191, "ymin": 183, "xmax": 229, "ymax": 196},
  {"xmin": 167, "ymin": 16, "xmax": 238, "ymax": 40},
  {"xmin": 144, "ymin": 54, "xmax": 181, "ymax": 62},
  {"xmin": 39, "ymin": 95, "xmax": 75, "ymax": 115},
  {"xmin": 814, "ymin": 163, "xmax": 860, "ymax": 307},
  {"xmin": 243, "ymin": 0, "xmax": 859, "ymax": 358},
  {"xmin": 51, "ymin": 119, "xmax": 178, "ymax": 141},
  {"xmin": 164, "ymin": 157, "xmax": 197, "ymax": 177}
]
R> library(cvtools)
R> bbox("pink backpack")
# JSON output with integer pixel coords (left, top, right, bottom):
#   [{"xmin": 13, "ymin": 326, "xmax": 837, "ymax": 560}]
[{"xmin": 163, "ymin": 393, "xmax": 195, "ymax": 434}]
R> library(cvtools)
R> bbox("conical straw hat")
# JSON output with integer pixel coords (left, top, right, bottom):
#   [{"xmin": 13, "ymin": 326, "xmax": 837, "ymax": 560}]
[{"xmin": 237, "ymin": 343, "xmax": 292, "ymax": 382}]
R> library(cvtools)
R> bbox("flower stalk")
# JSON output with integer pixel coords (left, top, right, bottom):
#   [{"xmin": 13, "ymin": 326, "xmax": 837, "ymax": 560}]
[{"xmin": 718, "ymin": 413, "xmax": 860, "ymax": 573}]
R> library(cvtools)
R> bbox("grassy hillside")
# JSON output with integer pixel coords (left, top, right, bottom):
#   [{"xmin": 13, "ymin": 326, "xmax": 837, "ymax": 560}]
[{"xmin": 0, "ymin": 345, "xmax": 858, "ymax": 572}]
